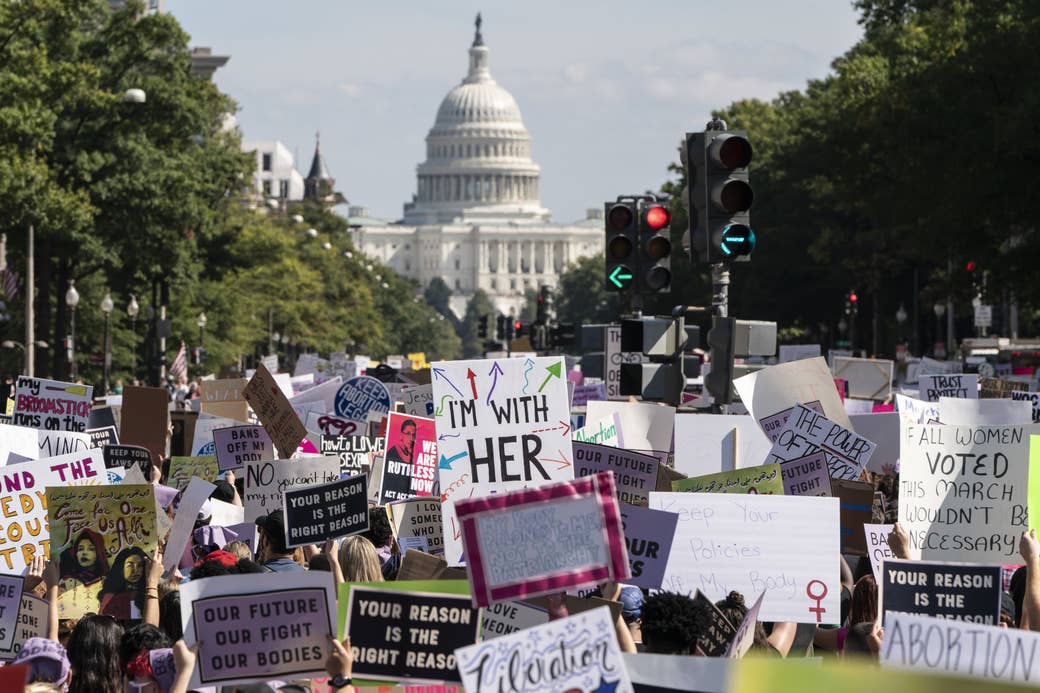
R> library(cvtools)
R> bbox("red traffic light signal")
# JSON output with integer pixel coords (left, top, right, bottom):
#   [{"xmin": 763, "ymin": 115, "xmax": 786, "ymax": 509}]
[
  {"xmin": 514, "ymin": 320, "xmax": 522, "ymax": 332},
  {"xmin": 849, "ymin": 292, "xmax": 858, "ymax": 304},
  {"xmin": 644, "ymin": 205, "xmax": 670, "ymax": 231},
  {"xmin": 965, "ymin": 261, "xmax": 977, "ymax": 272}
]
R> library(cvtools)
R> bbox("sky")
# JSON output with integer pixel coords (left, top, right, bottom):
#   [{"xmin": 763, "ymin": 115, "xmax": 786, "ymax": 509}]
[{"xmin": 166, "ymin": 1, "xmax": 864, "ymax": 224}]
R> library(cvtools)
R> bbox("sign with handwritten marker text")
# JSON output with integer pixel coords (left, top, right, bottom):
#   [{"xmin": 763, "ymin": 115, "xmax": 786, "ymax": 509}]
[
  {"xmin": 766, "ymin": 404, "xmax": 876, "ymax": 480},
  {"xmin": 12, "ymin": 377, "xmax": 92, "ymax": 432},
  {"xmin": 673, "ymin": 464, "xmax": 785, "ymax": 495}
]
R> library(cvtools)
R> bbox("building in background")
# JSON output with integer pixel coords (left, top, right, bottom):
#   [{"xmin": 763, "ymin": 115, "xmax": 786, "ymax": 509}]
[{"xmin": 242, "ymin": 141, "xmax": 305, "ymax": 203}]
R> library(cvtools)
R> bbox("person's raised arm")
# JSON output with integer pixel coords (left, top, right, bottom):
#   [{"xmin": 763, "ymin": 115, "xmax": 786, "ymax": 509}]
[
  {"xmin": 225, "ymin": 470, "xmax": 243, "ymax": 507},
  {"xmin": 143, "ymin": 546, "xmax": 164, "ymax": 627},
  {"xmin": 43, "ymin": 560, "xmax": 59, "ymax": 642},
  {"xmin": 1020, "ymin": 529, "xmax": 1040, "ymax": 631},
  {"xmin": 169, "ymin": 639, "xmax": 199, "ymax": 693},
  {"xmin": 325, "ymin": 634, "xmax": 354, "ymax": 691},
  {"xmin": 887, "ymin": 523, "xmax": 911, "ymax": 560},
  {"xmin": 325, "ymin": 538, "xmax": 345, "ymax": 584}
]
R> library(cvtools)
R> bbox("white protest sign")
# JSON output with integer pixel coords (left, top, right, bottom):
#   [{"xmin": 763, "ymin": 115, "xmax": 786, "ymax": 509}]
[
  {"xmin": 287, "ymin": 376, "xmax": 342, "ymax": 415},
  {"xmin": 938, "ymin": 397, "xmax": 1033, "ymax": 426},
  {"xmin": 673, "ymin": 414, "xmax": 772, "ymax": 477},
  {"xmin": 400, "ymin": 385, "xmax": 434, "ymax": 417},
  {"xmin": 896, "ymin": 393, "xmax": 941, "ymax": 425},
  {"xmin": 455, "ymin": 606, "xmax": 634, "ymax": 693},
  {"xmin": 864, "ymin": 523, "xmax": 895, "ymax": 579},
  {"xmin": 881, "ymin": 612, "xmax": 1040, "ymax": 685},
  {"xmin": 586, "ymin": 400, "xmax": 674, "ymax": 453},
  {"xmin": 831, "ymin": 356, "xmax": 894, "ymax": 401},
  {"xmin": 190, "ymin": 415, "xmax": 242, "ymax": 457},
  {"xmin": 734, "ymin": 357, "xmax": 851, "ymax": 438},
  {"xmin": 1012, "ymin": 390, "xmax": 1040, "ymax": 422},
  {"xmin": 163, "ymin": 477, "xmax": 217, "ymax": 572},
  {"xmin": 242, "ymin": 457, "xmax": 341, "ymax": 523},
  {"xmin": 37, "ymin": 431, "xmax": 90, "ymax": 459},
  {"xmin": 0, "ymin": 423, "xmax": 37, "ymax": 466},
  {"xmin": 432, "ymin": 356, "xmax": 573, "ymax": 566},
  {"xmin": 12, "ymin": 377, "xmax": 92, "ymax": 432},
  {"xmin": 919, "ymin": 374, "xmax": 978, "ymax": 402},
  {"xmin": 479, "ymin": 600, "xmax": 548, "ymax": 640},
  {"xmin": 649, "ymin": 492, "xmax": 840, "ymax": 623},
  {"xmin": 572, "ymin": 413, "xmax": 622, "ymax": 447},
  {"xmin": 849, "ymin": 412, "xmax": 900, "ymax": 474},
  {"xmin": 765, "ymin": 403, "xmax": 876, "ymax": 480},
  {"xmin": 899, "ymin": 423, "xmax": 1034, "ymax": 562},
  {"xmin": 778, "ymin": 344, "xmax": 821, "ymax": 364},
  {"xmin": 387, "ymin": 498, "xmax": 443, "ymax": 555}
]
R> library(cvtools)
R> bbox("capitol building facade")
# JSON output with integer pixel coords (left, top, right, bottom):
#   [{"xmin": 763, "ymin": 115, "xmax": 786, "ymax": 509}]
[{"xmin": 347, "ymin": 19, "xmax": 603, "ymax": 318}]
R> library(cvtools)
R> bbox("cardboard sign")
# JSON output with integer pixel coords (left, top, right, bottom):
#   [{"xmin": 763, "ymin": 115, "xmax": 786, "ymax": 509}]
[
  {"xmin": 334, "ymin": 375, "xmax": 390, "ymax": 421},
  {"xmin": 848, "ymin": 412, "xmax": 900, "ymax": 474},
  {"xmin": 831, "ymin": 356, "xmax": 894, "ymax": 401},
  {"xmin": 779, "ymin": 452, "xmax": 832, "ymax": 496},
  {"xmin": 102, "ymin": 444, "xmax": 152, "ymax": 476},
  {"xmin": 726, "ymin": 591, "xmax": 766, "ymax": 658},
  {"xmin": 344, "ymin": 584, "xmax": 480, "ymax": 683},
  {"xmin": 880, "ymin": 558, "xmax": 1001, "ymax": 626},
  {"xmin": 979, "ymin": 377, "xmax": 1029, "ymax": 400},
  {"xmin": 674, "ymin": 464, "xmax": 784, "ymax": 495},
  {"xmin": 243, "ymin": 364, "xmax": 307, "ymax": 457},
  {"xmin": 672, "ymin": 413, "xmax": 773, "ymax": 478},
  {"xmin": 167, "ymin": 455, "xmax": 219, "ymax": 492},
  {"xmin": 0, "ymin": 450, "xmax": 121, "ymax": 573},
  {"xmin": 48, "ymin": 484, "xmax": 157, "ymax": 620},
  {"xmin": 199, "ymin": 378, "xmax": 249, "ymax": 423},
  {"xmin": 400, "ymin": 385, "xmax": 434, "ymax": 417},
  {"xmin": 181, "ymin": 571, "xmax": 336, "ymax": 689},
  {"xmin": 0, "ymin": 594, "xmax": 48, "ymax": 661},
  {"xmin": 12, "ymin": 376, "xmax": 92, "ymax": 431},
  {"xmin": 692, "ymin": 590, "xmax": 737, "ymax": 657},
  {"xmin": 212, "ymin": 425, "xmax": 274, "ymax": 473},
  {"xmin": 190, "ymin": 415, "xmax": 241, "ymax": 457},
  {"xmin": 1012, "ymin": 390, "xmax": 1040, "ymax": 423},
  {"xmin": 320, "ymin": 434, "xmax": 381, "ymax": 476},
  {"xmin": 455, "ymin": 606, "xmax": 634, "ymax": 693},
  {"xmin": 86, "ymin": 425, "xmax": 119, "ymax": 448},
  {"xmin": 586, "ymin": 400, "xmax": 674, "ymax": 452},
  {"xmin": 766, "ymin": 403, "xmax": 876, "ymax": 480},
  {"xmin": 282, "ymin": 474, "xmax": 369, "ymax": 548},
  {"xmin": 918, "ymin": 374, "xmax": 978, "ymax": 402},
  {"xmin": 649, "ymin": 492, "xmax": 840, "ymax": 623},
  {"xmin": 455, "ymin": 472, "xmax": 629, "ymax": 607},
  {"xmin": 38, "ymin": 430, "xmax": 89, "ymax": 459},
  {"xmin": 896, "ymin": 393, "xmax": 941, "ymax": 425},
  {"xmin": 734, "ymin": 357, "xmax": 852, "ymax": 438},
  {"xmin": 242, "ymin": 456, "xmax": 341, "ymax": 523},
  {"xmin": 163, "ymin": 477, "xmax": 217, "ymax": 573},
  {"xmin": 387, "ymin": 498, "xmax": 444, "ymax": 556},
  {"xmin": 305, "ymin": 412, "xmax": 366, "ymax": 437},
  {"xmin": 379, "ymin": 412, "xmax": 438, "ymax": 504},
  {"xmin": 0, "ymin": 575, "xmax": 24, "ymax": 652},
  {"xmin": 119, "ymin": 386, "xmax": 169, "ymax": 464},
  {"xmin": 779, "ymin": 344, "xmax": 822, "ymax": 364},
  {"xmin": 573, "ymin": 442, "xmax": 659, "ymax": 504},
  {"xmin": 899, "ymin": 423, "xmax": 1033, "ymax": 562},
  {"xmin": 432, "ymin": 356, "xmax": 574, "ymax": 566},
  {"xmin": 572, "ymin": 413, "xmax": 621, "ymax": 447},
  {"xmin": 938, "ymin": 397, "xmax": 1033, "ymax": 426},
  {"xmin": 864, "ymin": 523, "xmax": 895, "ymax": 579},
  {"xmin": 833, "ymin": 479, "xmax": 873, "ymax": 555},
  {"xmin": 881, "ymin": 612, "xmax": 1040, "ymax": 684},
  {"xmin": 619, "ymin": 504, "xmax": 678, "ymax": 590},
  {"xmin": 0, "ymin": 423, "xmax": 37, "ymax": 466}
]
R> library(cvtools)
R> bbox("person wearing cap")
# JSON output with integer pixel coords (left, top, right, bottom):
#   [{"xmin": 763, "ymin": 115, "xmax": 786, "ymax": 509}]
[
  {"xmin": 255, "ymin": 509, "xmax": 305, "ymax": 573},
  {"xmin": 13, "ymin": 637, "xmax": 71, "ymax": 687}
]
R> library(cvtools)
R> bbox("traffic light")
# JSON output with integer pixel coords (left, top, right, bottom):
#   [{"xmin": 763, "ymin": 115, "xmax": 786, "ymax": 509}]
[
  {"xmin": 604, "ymin": 200, "xmax": 638, "ymax": 291},
  {"xmin": 638, "ymin": 200, "xmax": 672, "ymax": 293},
  {"xmin": 495, "ymin": 315, "xmax": 507, "ymax": 341},
  {"xmin": 618, "ymin": 316, "xmax": 698, "ymax": 405},
  {"xmin": 505, "ymin": 318, "xmax": 516, "ymax": 341},
  {"xmin": 513, "ymin": 320, "xmax": 527, "ymax": 338},
  {"xmin": 477, "ymin": 315, "xmax": 490, "ymax": 340},
  {"xmin": 536, "ymin": 285, "xmax": 553, "ymax": 324},
  {"xmin": 685, "ymin": 129, "xmax": 755, "ymax": 263},
  {"xmin": 845, "ymin": 289, "xmax": 859, "ymax": 316},
  {"xmin": 704, "ymin": 317, "xmax": 735, "ymax": 405},
  {"xmin": 550, "ymin": 322, "xmax": 576, "ymax": 348}
]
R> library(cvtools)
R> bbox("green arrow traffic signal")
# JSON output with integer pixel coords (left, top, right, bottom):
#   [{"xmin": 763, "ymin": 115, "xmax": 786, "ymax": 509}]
[{"xmin": 608, "ymin": 265, "xmax": 633, "ymax": 289}]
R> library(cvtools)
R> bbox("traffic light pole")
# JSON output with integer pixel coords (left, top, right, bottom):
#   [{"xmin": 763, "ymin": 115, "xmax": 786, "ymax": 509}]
[{"xmin": 711, "ymin": 264, "xmax": 729, "ymax": 318}]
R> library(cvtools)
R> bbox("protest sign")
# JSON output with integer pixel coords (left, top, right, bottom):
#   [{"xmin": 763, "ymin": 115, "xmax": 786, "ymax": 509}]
[
  {"xmin": 938, "ymin": 397, "xmax": 1033, "ymax": 426},
  {"xmin": 119, "ymin": 386, "xmax": 168, "ymax": 464},
  {"xmin": 882, "ymin": 612, "xmax": 1040, "ymax": 685},
  {"xmin": 455, "ymin": 605, "xmax": 633, "ymax": 693},
  {"xmin": 167, "ymin": 455, "xmax": 219, "ymax": 492},
  {"xmin": 573, "ymin": 442, "xmax": 659, "ymax": 504},
  {"xmin": 780, "ymin": 453, "xmax": 831, "ymax": 497},
  {"xmin": 282, "ymin": 474, "xmax": 368, "ymax": 548},
  {"xmin": 624, "ymin": 653, "xmax": 729, "ymax": 693},
  {"xmin": 163, "ymin": 477, "xmax": 216, "ymax": 573},
  {"xmin": 673, "ymin": 413, "xmax": 773, "ymax": 478},
  {"xmin": 102, "ymin": 444, "xmax": 152, "ymax": 476},
  {"xmin": 586, "ymin": 400, "xmax": 674, "ymax": 452},
  {"xmin": 86, "ymin": 425, "xmax": 118, "ymax": 448},
  {"xmin": 848, "ymin": 412, "xmax": 900, "ymax": 474},
  {"xmin": 833, "ymin": 479, "xmax": 873, "ymax": 554},
  {"xmin": 0, "ymin": 575, "xmax": 23, "ymax": 652},
  {"xmin": 880, "ymin": 558, "xmax": 1001, "ymax": 626},
  {"xmin": 455, "ymin": 472, "xmax": 628, "ymax": 607},
  {"xmin": 726, "ymin": 591, "xmax": 766, "ymax": 658},
  {"xmin": 831, "ymin": 356, "xmax": 894, "ymax": 400},
  {"xmin": 1012, "ymin": 390, "xmax": 1040, "ymax": 422},
  {"xmin": 334, "ymin": 375, "xmax": 391, "ymax": 421},
  {"xmin": 0, "ymin": 594, "xmax": 48, "ymax": 661},
  {"xmin": 619, "ymin": 504, "xmax": 678, "ymax": 590},
  {"xmin": 734, "ymin": 357, "xmax": 852, "ymax": 439},
  {"xmin": 779, "ymin": 344, "xmax": 821, "ymax": 364},
  {"xmin": 571, "ymin": 382, "xmax": 607, "ymax": 408},
  {"xmin": 432, "ymin": 356, "xmax": 574, "ymax": 565},
  {"xmin": 0, "ymin": 423, "xmax": 37, "ymax": 466},
  {"xmin": 979, "ymin": 377, "xmax": 1029, "ymax": 400},
  {"xmin": 605, "ymin": 324, "xmax": 646, "ymax": 401},
  {"xmin": 899, "ymin": 422, "xmax": 1033, "ymax": 562},
  {"xmin": 243, "ymin": 456, "xmax": 341, "ymax": 522},
  {"xmin": 896, "ymin": 393, "xmax": 941, "ymax": 425},
  {"xmin": 673, "ymin": 464, "xmax": 784, "ymax": 495},
  {"xmin": 649, "ymin": 492, "xmax": 840, "ymax": 623},
  {"xmin": 199, "ymin": 378, "xmax": 250, "ymax": 422},
  {"xmin": 343, "ymin": 583, "xmax": 479, "ymax": 683},
  {"xmin": 212, "ymin": 425, "xmax": 274, "ymax": 473},
  {"xmin": 864, "ymin": 523, "xmax": 895, "ymax": 579},
  {"xmin": 305, "ymin": 411, "xmax": 366, "ymax": 437},
  {"xmin": 320, "ymin": 434, "xmax": 382, "ymax": 476},
  {"xmin": 243, "ymin": 364, "xmax": 308, "ymax": 457},
  {"xmin": 12, "ymin": 376, "xmax": 91, "ymax": 432},
  {"xmin": 189, "ymin": 415, "xmax": 240, "ymax": 456},
  {"xmin": 181, "ymin": 571, "xmax": 336, "ymax": 689},
  {"xmin": 918, "ymin": 374, "xmax": 978, "ymax": 402},
  {"xmin": 387, "ymin": 498, "xmax": 443, "ymax": 555},
  {"xmin": 38, "ymin": 431, "xmax": 89, "ymax": 459},
  {"xmin": 47, "ymin": 484, "xmax": 157, "ymax": 620},
  {"xmin": 288, "ymin": 376, "xmax": 343, "ymax": 417},
  {"xmin": 692, "ymin": 590, "xmax": 737, "ymax": 657},
  {"xmin": 0, "ymin": 450, "xmax": 120, "ymax": 573},
  {"xmin": 400, "ymin": 385, "xmax": 434, "ymax": 417},
  {"xmin": 379, "ymin": 412, "xmax": 438, "ymax": 503},
  {"xmin": 480, "ymin": 600, "xmax": 547, "ymax": 640},
  {"xmin": 572, "ymin": 413, "xmax": 621, "ymax": 447},
  {"xmin": 765, "ymin": 403, "xmax": 876, "ymax": 480}
]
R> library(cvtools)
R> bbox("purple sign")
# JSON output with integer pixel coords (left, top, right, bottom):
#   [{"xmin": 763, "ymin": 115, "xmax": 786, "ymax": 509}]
[
  {"xmin": 619, "ymin": 504, "xmax": 678, "ymax": 590},
  {"xmin": 0, "ymin": 575, "xmax": 24, "ymax": 651},
  {"xmin": 759, "ymin": 400, "xmax": 824, "ymax": 443},
  {"xmin": 573, "ymin": 442, "xmax": 659, "ymax": 504},
  {"xmin": 780, "ymin": 452, "xmax": 832, "ymax": 497},
  {"xmin": 212, "ymin": 425, "xmax": 274, "ymax": 472}
]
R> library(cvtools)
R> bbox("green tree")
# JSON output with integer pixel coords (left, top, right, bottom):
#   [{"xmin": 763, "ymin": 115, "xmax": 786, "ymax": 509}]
[{"xmin": 460, "ymin": 290, "xmax": 496, "ymax": 358}]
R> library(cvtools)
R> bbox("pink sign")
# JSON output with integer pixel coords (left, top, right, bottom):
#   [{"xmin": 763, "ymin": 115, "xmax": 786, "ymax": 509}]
[{"xmin": 455, "ymin": 471, "xmax": 629, "ymax": 608}]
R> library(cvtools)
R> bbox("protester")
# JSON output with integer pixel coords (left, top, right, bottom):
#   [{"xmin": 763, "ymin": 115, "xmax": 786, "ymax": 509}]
[
  {"xmin": 639, "ymin": 591, "xmax": 711, "ymax": 655},
  {"xmin": 360, "ymin": 508, "xmax": 400, "ymax": 580},
  {"xmin": 13, "ymin": 637, "xmax": 70, "ymax": 687},
  {"xmin": 66, "ymin": 614, "xmax": 124, "ymax": 693},
  {"xmin": 334, "ymin": 535, "xmax": 383, "ymax": 582},
  {"xmin": 255, "ymin": 510, "xmax": 306, "ymax": 573}
]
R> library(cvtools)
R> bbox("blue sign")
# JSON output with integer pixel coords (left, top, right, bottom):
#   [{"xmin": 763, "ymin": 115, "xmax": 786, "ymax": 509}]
[{"xmin": 335, "ymin": 376, "xmax": 391, "ymax": 421}]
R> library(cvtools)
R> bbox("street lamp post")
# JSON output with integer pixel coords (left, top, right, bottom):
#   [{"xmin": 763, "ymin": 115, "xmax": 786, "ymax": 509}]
[
  {"xmin": 127, "ymin": 294, "xmax": 139, "ymax": 381},
  {"xmin": 65, "ymin": 280, "xmax": 80, "ymax": 379},
  {"xmin": 101, "ymin": 290, "xmax": 113, "ymax": 394},
  {"xmin": 197, "ymin": 312, "xmax": 207, "ymax": 373}
]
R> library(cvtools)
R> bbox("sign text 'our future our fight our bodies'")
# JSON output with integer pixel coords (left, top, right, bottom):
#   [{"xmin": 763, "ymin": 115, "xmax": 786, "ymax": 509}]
[{"xmin": 432, "ymin": 356, "xmax": 573, "ymax": 566}]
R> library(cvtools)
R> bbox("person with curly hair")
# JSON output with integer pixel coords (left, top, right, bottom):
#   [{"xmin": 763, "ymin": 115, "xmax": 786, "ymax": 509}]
[
  {"xmin": 97, "ymin": 547, "xmax": 148, "ymax": 621},
  {"xmin": 714, "ymin": 591, "xmax": 782, "ymax": 655},
  {"xmin": 639, "ymin": 591, "xmax": 711, "ymax": 655},
  {"xmin": 58, "ymin": 529, "xmax": 109, "ymax": 590}
]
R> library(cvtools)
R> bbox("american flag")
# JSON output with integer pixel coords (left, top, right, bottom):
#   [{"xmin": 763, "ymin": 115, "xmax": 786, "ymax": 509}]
[
  {"xmin": 1, "ymin": 267, "xmax": 18, "ymax": 301},
  {"xmin": 169, "ymin": 341, "xmax": 188, "ymax": 382}
]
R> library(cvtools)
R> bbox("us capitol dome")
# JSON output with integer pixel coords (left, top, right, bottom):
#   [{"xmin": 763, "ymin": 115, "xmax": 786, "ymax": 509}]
[{"xmin": 348, "ymin": 15, "xmax": 602, "ymax": 318}]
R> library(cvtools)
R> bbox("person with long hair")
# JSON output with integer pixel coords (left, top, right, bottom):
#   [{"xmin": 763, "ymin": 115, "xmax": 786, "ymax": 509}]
[
  {"xmin": 57, "ymin": 529, "xmax": 109, "ymax": 590},
  {"xmin": 331, "ymin": 536, "xmax": 384, "ymax": 583},
  {"xmin": 66, "ymin": 614, "xmax": 124, "ymax": 693},
  {"xmin": 97, "ymin": 547, "xmax": 148, "ymax": 621}
]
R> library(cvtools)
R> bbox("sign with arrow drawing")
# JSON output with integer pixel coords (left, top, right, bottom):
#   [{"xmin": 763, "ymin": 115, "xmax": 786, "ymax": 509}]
[{"xmin": 431, "ymin": 356, "xmax": 575, "ymax": 566}]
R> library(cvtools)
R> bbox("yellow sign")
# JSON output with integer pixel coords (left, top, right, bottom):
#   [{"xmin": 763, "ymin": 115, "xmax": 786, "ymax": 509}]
[{"xmin": 407, "ymin": 352, "xmax": 428, "ymax": 370}]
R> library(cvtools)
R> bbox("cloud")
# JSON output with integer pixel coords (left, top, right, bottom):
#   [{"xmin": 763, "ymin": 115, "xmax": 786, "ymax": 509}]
[{"xmin": 338, "ymin": 82, "xmax": 362, "ymax": 98}]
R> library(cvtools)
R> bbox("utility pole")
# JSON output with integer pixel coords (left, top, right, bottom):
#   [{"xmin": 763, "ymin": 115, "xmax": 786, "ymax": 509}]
[{"xmin": 25, "ymin": 225, "xmax": 34, "ymax": 377}]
